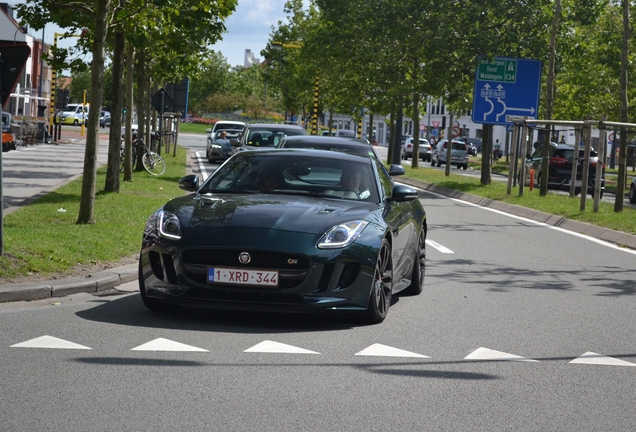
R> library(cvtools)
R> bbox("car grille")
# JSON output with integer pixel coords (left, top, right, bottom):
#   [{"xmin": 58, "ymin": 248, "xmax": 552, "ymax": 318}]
[{"xmin": 181, "ymin": 249, "xmax": 310, "ymax": 289}]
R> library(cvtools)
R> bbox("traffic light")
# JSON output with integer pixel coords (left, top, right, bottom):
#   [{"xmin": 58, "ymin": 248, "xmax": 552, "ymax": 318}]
[{"xmin": 441, "ymin": 116, "xmax": 446, "ymax": 130}]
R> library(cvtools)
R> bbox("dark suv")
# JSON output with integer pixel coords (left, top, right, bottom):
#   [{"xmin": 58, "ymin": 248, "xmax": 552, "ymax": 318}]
[
  {"xmin": 526, "ymin": 143, "xmax": 605, "ymax": 197},
  {"xmin": 231, "ymin": 123, "xmax": 307, "ymax": 155}
]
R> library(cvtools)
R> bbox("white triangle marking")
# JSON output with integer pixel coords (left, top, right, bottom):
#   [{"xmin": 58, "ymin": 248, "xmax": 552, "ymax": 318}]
[
  {"xmin": 464, "ymin": 347, "xmax": 539, "ymax": 362},
  {"xmin": 131, "ymin": 338, "xmax": 208, "ymax": 352},
  {"xmin": 11, "ymin": 335, "xmax": 91, "ymax": 350},
  {"xmin": 244, "ymin": 340, "xmax": 319, "ymax": 354},
  {"xmin": 355, "ymin": 343, "xmax": 429, "ymax": 358},
  {"xmin": 569, "ymin": 352, "xmax": 636, "ymax": 367}
]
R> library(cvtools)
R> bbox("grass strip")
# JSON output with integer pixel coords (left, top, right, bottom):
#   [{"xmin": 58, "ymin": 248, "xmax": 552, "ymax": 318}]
[{"xmin": 0, "ymin": 147, "xmax": 187, "ymax": 279}]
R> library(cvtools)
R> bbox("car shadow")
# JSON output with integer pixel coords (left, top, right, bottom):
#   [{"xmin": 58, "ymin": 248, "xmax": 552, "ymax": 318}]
[{"xmin": 75, "ymin": 293, "xmax": 363, "ymax": 333}]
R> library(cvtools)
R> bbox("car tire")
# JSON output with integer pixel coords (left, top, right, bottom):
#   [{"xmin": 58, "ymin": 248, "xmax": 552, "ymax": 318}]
[
  {"xmin": 430, "ymin": 158, "xmax": 435, "ymax": 166},
  {"xmin": 73, "ymin": 119, "xmax": 79, "ymax": 126},
  {"xmin": 630, "ymin": 184, "xmax": 636, "ymax": 204},
  {"xmin": 403, "ymin": 227, "xmax": 426, "ymax": 296},
  {"xmin": 462, "ymin": 164, "xmax": 468, "ymax": 170},
  {"xmin": 437, "ymin": 160, "xmax": 442, "ymax": 167},
  {"xmin": 362, "ymin": 239, "xmax": 392, "ymax": 324}
]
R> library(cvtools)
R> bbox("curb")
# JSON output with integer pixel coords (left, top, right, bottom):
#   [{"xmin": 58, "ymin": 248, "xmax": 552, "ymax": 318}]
[{"xmin": 0, "ymin": 264, "xmax": 138, "ymax": 303}]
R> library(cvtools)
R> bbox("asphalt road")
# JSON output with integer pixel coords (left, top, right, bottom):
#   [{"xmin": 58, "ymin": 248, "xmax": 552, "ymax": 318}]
[{"xmin": 2, "ymin": 134, "xmax": 636, "ymax": 430}]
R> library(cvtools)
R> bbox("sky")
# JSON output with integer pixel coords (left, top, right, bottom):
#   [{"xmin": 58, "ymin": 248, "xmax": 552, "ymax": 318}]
[{"xmin": 15, "ymin": 0, "xmax": 296, "ymax": 68}]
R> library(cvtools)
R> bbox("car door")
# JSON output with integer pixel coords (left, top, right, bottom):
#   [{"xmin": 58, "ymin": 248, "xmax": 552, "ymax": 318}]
[{"xmin": 375, "ymin": 160, "xmax": 414, "ymax": 286}]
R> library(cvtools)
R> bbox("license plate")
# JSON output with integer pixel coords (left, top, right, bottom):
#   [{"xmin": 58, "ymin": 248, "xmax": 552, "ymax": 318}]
[
  {"xmin": 575, "ymin": 180, "xmax": 582, "ymax": 187},
  {"xmin": 207, "ymin": 267, "xmax": 278, "ymax": 287}
]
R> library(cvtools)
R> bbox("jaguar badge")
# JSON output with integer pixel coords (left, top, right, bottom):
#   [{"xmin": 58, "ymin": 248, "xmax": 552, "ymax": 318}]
[{"xmin": 238, "ymin": 252, "xmax": 251, "ymax": 264}]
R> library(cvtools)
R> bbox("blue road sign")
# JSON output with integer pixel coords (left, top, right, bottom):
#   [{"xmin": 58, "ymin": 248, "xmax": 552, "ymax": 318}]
[
  {"xmin": 472, "ymin": 57, "xmax": 542, "ymax": 126},
  {"xmin": 431, "ymin": 128, "xmax": 439, "ymax": 137}
]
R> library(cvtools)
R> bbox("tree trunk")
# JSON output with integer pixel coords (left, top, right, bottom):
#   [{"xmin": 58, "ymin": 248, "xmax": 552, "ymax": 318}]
[
  {"xmin": 123, "ymin": 44, "xmax": 134, "ymax": 181},
  {"xmin": 77, "ymin": 0, "xmax": 110, "ymax": 224},
  {"xmin": 616, "ymin": 0, "xmax": 631, "ymax": 212},
  {"xmin": 104, "ymin": 31, "xmax": 124, "ymax": 192},
  {"xmin": 134, "ymin": 49, "xmax": 145, "ymax": 171}
]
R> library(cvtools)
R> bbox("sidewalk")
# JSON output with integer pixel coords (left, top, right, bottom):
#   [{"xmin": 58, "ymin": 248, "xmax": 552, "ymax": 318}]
[{"xmin": 1, "ymin": 150, "xmax": 635, "ymax": 304}]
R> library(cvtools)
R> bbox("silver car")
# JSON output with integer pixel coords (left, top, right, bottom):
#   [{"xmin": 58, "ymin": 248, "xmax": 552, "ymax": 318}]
[{"xmin": 431, "ymin": 139, "xmax": 469, "ymax": 170}]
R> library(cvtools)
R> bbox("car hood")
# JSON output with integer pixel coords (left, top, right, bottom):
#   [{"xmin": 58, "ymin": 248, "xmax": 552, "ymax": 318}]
[{"xmin": 163, "ymin": 193, "xmax": 382, "ymax": 235}]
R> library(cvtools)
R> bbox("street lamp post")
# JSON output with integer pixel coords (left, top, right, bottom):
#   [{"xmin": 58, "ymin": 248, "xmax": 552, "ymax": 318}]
[{"xmin": 49, "ymin": 32, "xmax": 81, "ymax": 141}]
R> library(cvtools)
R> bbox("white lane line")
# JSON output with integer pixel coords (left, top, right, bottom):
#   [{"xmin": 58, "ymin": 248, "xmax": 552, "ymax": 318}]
[
  {"xmin": 131, "ymin": 338, "xmax": 208, "ymax": 352},
  {"xmin": 194, "ymin": 151, "xmax": 209, "ymax": 180},
  {"xmin": 355, "ymin": 343, "xmax": 430, "ymax": 358},
  {"xmin": 416, "ymin": 187, "xmax": 636, "ymax": 256},
  {"xmin": 569, "ymin": 352, "xmax": 636, "ymax": 367},
  {"xmin": 244, "ymin": 340, "xmax": 320, "ymax": 354},
  {"xmin": 11, "ymin": 335, "xmax": 91, "ymax": 350},
  {"xmin": 464, "ymin": 347, "xmax": 539, "ymax": 362},
  {"xmin": 426, "ymin": 239, "xmax": 454, "ymax": 254}
]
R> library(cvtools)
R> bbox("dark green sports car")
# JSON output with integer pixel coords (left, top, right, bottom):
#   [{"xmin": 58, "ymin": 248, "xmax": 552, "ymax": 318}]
[{"xmin": 139, "ymin": 149, "xmax": 427, "ymax": 324}]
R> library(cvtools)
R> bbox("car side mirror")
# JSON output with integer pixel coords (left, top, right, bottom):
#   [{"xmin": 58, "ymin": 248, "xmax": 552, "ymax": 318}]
[
  {"xmin": 388, "ymin": 184, "xmax": 418, "ymax": 202},
  {"xmin": 206, "ymin": 128, "xmax": 212, "ymax": 133},
  {"xmin": 230, "ymin": 139, "xmax": 240, "ymax": 147},
  {"xmin": 178, "ymin": 175, "xmax": 199, "ymax": 192},
  {"xmin": 388, "ymin": 164, "xmax": 405, "ymax": 176}
]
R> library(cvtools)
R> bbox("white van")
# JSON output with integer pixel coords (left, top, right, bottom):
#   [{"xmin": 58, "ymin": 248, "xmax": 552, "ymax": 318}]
[{"xmin": 57, "ymin": 103, "xmax": 89, "ymax": 125}]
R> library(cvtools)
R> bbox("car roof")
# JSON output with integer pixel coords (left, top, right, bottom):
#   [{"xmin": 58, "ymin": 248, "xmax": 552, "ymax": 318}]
[
  {"xmin": 246, "ymin": 123, "xmax": 306, "ymax": 131},
  {"xmin": 279, "ymin": 135, "xmax": 379, "ymax": 157},
  {"xmin": 237, "ymin": 147, "xmax": 374, "ymax": 164}
]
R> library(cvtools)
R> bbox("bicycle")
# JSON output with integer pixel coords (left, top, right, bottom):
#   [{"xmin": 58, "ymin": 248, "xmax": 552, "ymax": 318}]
[{"xmin": 120, "ymin": 137, "xmax": 165, "ymax": 176}]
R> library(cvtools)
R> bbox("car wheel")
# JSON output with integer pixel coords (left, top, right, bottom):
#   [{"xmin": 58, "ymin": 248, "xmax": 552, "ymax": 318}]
[
  {"xmin": 430, "ymin": 158, "xmax": 435, "ymax": 166},
  {"xmin": 362, "ymin": 239, "xmax": 392, "ymax": 324},
  {"xmin": 437, "ymin": 160, "xmax": 442, "ymax": 167},
  {"xmin": 630, "ymin": 184, "xmax": 636, "ymax": 204},
  {"xmin": 403, "ymin": 227, "xmax": 426, "ymax": 296}
]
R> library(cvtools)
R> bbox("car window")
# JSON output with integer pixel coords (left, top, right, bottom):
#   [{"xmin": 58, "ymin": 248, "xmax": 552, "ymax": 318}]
[
  {"xmin": 451, "ymin": 142, "xmax": 466, "ymax": 150},
  {"xmin": 201, "ymin": 153, "xmax": 378, "ymax": 202},
  {"xmin": 374, "ymin": 160, "xmax": 393, "ymax": 199}
]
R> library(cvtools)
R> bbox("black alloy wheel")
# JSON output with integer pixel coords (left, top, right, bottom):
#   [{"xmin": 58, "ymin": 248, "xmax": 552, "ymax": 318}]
[
  {"xmin": 362, "ymin": 239, "xmax": 393, "ymax": 324},
  {"xmin": 403, "ymin": 227, "xmax": 426, "ymax": 296}
]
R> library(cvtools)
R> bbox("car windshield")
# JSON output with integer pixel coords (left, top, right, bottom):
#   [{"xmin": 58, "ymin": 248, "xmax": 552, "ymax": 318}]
[
  {"xmin": 451, "ymin": 142, "xmax": 466, "ymax": 150},
  {"xmin": 214, "ymin": 123, "xmax": 245, "ymax": 131},
  {"xmin": 215, "ymin": 129, "xmax": 241, "ymax": 140},
  {"xmin": 199, "ymin": 152, "xmax": 379, "ymax": 202},
  {"xmin": 246, "ymin": 129, "xmax": 305, "ymax": 147}
]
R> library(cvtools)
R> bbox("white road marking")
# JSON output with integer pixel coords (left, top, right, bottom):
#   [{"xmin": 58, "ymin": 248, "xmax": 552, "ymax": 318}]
[
  {"xmin": 569, "ymin": 352, "xmax": 636, "ymax": 367},
  {"xmin": 11, "ymin": 335, "xmax": 91, "ymax": 350},
  {"xmin": 355, "ymin": 343, "xmax": 429, "ymax": 358},
  {"xmin": 425, "ymin": 239, "xmax": 454, "ymax": 254},
  {"xmin": 464, "ymin": 347, "xmax": 539, "ymax": 362},
  {"xmin": 418, "ymin": 187, "xmax": 636, "ymax": 256},
  {"xmin": 131, "ymin": 338, "xmax": 208, "ymax": 352},
  {"xmin": 244, "ymin": 340, "xmax": 320, "ymax": 354},
  {"xmin": 195, "ymin": 151, "xmax": 209, "ymax": 180}
]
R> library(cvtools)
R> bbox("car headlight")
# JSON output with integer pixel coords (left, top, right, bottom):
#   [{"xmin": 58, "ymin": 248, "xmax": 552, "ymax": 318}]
[
  {"xmin": 158, "ymin": 210, "xmax": 181, "ymax": 240},
  {"xmin": 211, "ymin": 144, "xmax": 222, "ymax": 149},
  {"xmin": 317, "ymin": 220, "xmax": 369, "ymax": 249}
]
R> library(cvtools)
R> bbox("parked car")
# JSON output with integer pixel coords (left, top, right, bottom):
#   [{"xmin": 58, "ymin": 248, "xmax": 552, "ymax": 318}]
[
  {"xmin": 335, "ymin": 129, "xmax": 357, "ymax": 138},
  {"xmin": 206, "ymin": 128, "xmax": 243, "ymax": 163},
  {"xmin": 630, "ymin": 177, "xmax": 636, "ymax": 204},
  {"xmin": 431, "ymin": 139, "xmax": 469, "ymax": 170},
  {"xmin": 463, "ymin": 141, "xmax": 477, "ymax": 156},
  {"xmin": 464, "ymin": 138, "xmax": 482, "ymax": 153},
  {"xmin": 525, "ymin": 143, "xmax": 605, "ymax": 197},
  {"xmin": 99, "ymin": 111, "xmax": 111, "ymax": 128},
  {"xmin": 231, "ymin": 123, "xmax": 307, "ymax": 154},
  {"xmin": 139, "ymin": 149, "xmax": 427, "ymax": 324},
  {"xmin": 402, "ymin": 137, "xmax": 432, "ymax": 162},
  {"xmin": 277, "ymin": 135, "xmax": 380, "ymax": 159},
  {"xmin": 206, "ymin": 120, "xmax": 246, "ymax": 143}
]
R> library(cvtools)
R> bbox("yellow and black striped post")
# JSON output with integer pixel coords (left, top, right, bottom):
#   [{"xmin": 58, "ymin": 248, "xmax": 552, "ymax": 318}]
[
  {"xmin": 357, "ymin": 120, "xmax": 362, "ymax": 139},
  {"xmin": 49, "ymin": 33, "xmax": 60, "ymax": 140},
  {"xmin": 311, "ymin": 73, "xmax": 320, "ymax": 135}
]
